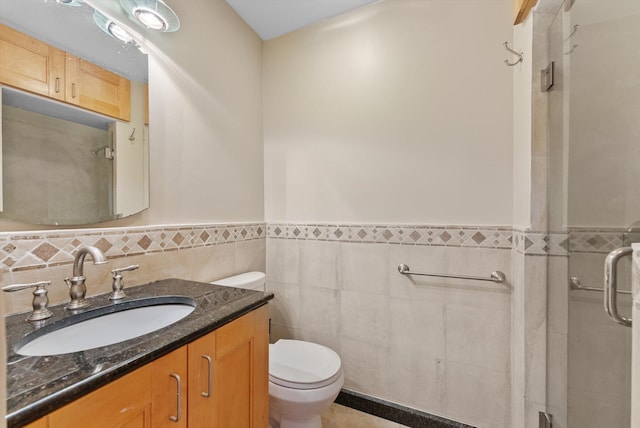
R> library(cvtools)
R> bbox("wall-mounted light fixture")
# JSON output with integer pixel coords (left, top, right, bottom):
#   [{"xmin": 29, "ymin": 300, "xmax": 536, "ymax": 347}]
[
  {"xmin": 93, "ymin": 10, "xmax": 135, "ymax": 44},
  {"xmin": 119, "ymin": 0, "xmax": 180, "ymax": 32}
]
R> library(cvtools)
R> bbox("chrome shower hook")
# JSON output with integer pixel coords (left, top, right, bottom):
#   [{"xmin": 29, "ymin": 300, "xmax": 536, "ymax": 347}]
[{"xmin": 503, "ymin": 42, "xmax": 524, "ymax": 66}]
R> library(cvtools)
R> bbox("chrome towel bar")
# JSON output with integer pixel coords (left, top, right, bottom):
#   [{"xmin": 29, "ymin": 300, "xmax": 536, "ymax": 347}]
[
  {"xmin": 569, "ymin": 276, "xmax": 631, "ymax": 295},
  {"xmin": 397, "ymin": 264, "xmax": 506, "ymax": 283}
]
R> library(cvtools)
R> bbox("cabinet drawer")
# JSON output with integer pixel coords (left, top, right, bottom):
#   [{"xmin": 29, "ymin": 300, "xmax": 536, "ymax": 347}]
[{"xmin": 48, "ymin": 366, "xmax": 152, "ymax": 428}]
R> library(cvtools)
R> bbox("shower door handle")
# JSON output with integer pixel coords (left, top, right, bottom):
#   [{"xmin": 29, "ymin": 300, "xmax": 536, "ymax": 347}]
[{"xmin": 604, "ymin": 246, "xmax": 633, "ymax": 327}]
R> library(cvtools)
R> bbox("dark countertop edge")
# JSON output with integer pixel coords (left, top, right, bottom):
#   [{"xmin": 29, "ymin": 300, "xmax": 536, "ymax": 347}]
[{"xmin": 6, "ymin": 294, "xmax": 273, "ymax": 428}]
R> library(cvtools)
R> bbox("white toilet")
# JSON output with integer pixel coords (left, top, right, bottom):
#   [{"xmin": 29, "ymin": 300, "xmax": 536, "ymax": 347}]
[{"xmin": 211, "ymin": 272, "xmax": 344, "ymax": 428}]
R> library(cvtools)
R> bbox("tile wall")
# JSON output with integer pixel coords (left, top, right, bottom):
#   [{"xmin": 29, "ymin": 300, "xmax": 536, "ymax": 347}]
[
  {"xmin": 0, "ymin": 221, "xmax": 626, "ymax": 428},
  {"xmin": 266, "ymin": 223, "xmax": 528, "ymax": 428},
  {"xmin": 0, "ymin": 223, "xmax": 266, "ymax": 315}
]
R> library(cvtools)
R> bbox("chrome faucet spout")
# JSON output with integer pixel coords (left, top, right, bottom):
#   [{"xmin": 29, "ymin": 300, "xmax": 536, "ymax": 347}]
[
  {"xmin": 72, "ymin": 246, "xmax": 108, "ymax": 277},
  {"xmin": 66, "ymin": 246, "xmax": 108, "ymax": 311}
]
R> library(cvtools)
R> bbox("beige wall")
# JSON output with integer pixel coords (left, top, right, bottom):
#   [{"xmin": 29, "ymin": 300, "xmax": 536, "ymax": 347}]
[
  {"xmin": 512, "ymin": 18, "xmax": 533, "ymax": 229},
  {"xmin": 263, "ymin": 0, "xmax": 514, "ymax": 225},
  {"xmin": 566, "ymin": 9, "xmax": 640, "ymax": 229},
  {"xmin": 0, "ymin": 3, "xmax": 263, "ymax": 425},
  {"xmin": 142, "ymin": 0, "xmax": 264, "ymax": 225},
  {"xmin": 0, "ymin": 0, "xmax": 264, "ymax": 231}
]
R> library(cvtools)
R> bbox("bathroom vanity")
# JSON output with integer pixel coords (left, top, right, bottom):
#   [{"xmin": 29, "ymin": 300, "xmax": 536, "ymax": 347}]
[{"xmin": 5, "ymin": 278, "xmax": 273, "ymax": 428}]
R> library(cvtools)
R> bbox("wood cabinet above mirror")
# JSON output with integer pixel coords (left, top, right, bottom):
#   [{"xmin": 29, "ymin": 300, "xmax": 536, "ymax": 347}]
[{"xmin": 0, "ymin": 23, "xmax": 131, "ymax": 121}]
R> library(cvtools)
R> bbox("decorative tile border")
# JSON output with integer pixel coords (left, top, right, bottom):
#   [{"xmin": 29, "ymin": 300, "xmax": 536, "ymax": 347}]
[
  {"xmin": 0, "ymin": 222, "xmax": 625, "ymax": 273},
  {"xmin": 568, "ymin": 229, "xmax": 625, "ymax": 254},
  {"xmin": 267, "ymin": 223, "xmax": 514, "ymax": 249},
  {"xmin": 268, "ymin": 223, "xmax": 626, "ymax": 256},
  {"xmin": 0, "ymin": 223, "xmax": 265, "ymax": 273}
]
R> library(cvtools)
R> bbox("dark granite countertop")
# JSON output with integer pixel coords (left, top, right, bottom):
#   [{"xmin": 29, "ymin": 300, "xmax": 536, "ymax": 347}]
[{"xmin": 5, "ymin": 278, "xmax": 274, "ymax": 428}]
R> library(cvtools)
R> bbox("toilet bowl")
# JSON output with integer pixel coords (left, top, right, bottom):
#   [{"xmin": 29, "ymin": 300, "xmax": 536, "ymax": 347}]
[
  {"xmin": 210, "ymin": 272, "xmax": 344, "ymax": 428},
  {"xmin": 269, "ymin": 339, "xmax": 344, "ymax": 428}
]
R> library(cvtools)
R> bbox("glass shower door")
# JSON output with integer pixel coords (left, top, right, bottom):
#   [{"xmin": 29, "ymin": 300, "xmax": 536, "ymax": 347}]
[{"xmin": 546, "ymin": 1, "xmax": 640, "ymax": 427}]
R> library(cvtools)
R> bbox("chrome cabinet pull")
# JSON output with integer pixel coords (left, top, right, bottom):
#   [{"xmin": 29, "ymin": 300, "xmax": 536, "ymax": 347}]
[
  {"xmin": 604, "ymin": 246, "xmax": 632, "ymax": 327},
  {"xmin": 169, "ymin": 373, "xmax": 182, "ymax": 422},
  {"xmin": 201, "ymin": 355, "xmax": 213, "ymax": 398},
  {"xmin": 55, "ymin": 77, "xmax": 60, "ymax": 93},
  {"xmin": 71, "ymin": 82, "xmax": 76, "ymax": 98}
]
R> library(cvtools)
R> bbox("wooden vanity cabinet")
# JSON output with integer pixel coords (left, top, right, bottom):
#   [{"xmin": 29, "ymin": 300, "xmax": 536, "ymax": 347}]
[
  {"xmin": 0, "ymin": 23, "xmax": 131, "ymax": 121},
  {"xmin": 151, "ymin": 348, "xmax": 188, "ymax": 428},
  {"xmin": 48, "ymin": 365, "xmax": 153, "ymax": 428},
  {"xmin": 22, "ymin": 419, "xmax": 47, "ymax": 428},
  {"xmin": 18, "ymin": 305, "xmax": 269, "ymax": 428},
  {"xmin": 188, "ymin": 305, "xmax": 269, "ymax": 428},
  {"xmin": 65, "ymin": 53, "xmax": 131, "ymax": 121},
  {"xmin": 0, "ymin": 24, "xmax": 65, "ymax": 101}
]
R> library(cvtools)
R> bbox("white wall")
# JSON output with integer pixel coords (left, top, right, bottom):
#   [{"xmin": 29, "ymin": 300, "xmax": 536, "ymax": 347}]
[{"xmin": 264, "ymin": 0, "xmax": 514, "ymax": 225}]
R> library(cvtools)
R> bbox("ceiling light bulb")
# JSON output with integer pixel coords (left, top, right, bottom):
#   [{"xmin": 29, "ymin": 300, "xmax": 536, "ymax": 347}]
[
  {"xmin": 134, "ymin": 7, "xmax": 167, "ymax": 30},
  {"xmin": 108, "ymin": 22, "xmax": 134, "ymax": 43},
  {"xmin": 120, "ymin": 0, "xmax": 180, "ymax": 32}
]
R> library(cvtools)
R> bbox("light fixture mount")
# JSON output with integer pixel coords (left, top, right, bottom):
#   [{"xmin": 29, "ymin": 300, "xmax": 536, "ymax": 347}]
[
  {"xmin": 93, "ymin": 10, "xmax": 134, "ymax": 44},
  {"xmin": 120, "ymin": 0, "xmax": 180, "ymax": 32}
]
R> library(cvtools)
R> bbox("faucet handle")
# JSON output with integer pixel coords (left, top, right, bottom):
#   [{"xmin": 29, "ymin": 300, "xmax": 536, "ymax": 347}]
[
  {"xmin": 112, "ymin": 264, "xmax": 139, "ymax": 275},
  {"xmin": 2, "ymin": 281, "xmax": 53, "ymax": 322},
  {"xmin": 109, "ymin": 264, "xmax": 139, "ymax": 301}
]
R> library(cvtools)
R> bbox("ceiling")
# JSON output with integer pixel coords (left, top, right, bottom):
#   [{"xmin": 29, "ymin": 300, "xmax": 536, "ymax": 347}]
[{"xmin": 225, "ymin": 0, "xmax": 379, "ymax": 40}]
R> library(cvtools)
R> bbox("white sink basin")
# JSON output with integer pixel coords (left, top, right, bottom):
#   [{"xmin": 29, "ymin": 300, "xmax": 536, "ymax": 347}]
[{"xmin": 16, "ymin": 298, "xmax": 196, "ymax": 356}]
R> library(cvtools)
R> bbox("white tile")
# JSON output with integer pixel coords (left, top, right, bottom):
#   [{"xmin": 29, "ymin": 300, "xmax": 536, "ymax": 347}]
[
  {"xmin": 568, "ymin": 387, "xmax": 630, "ymax": 428},
  {"xmin": 340, "ymin": 337, "xmax": 388, "ymax": 397},
  {"xmin": 340, "ymin": 242, "xmax": 390, "ymax": 295},
  {"xmin": 445, "ymin": 303, "xmax": 510, "ymax": 372},
  {"xmin": 568, "ymin": 298, "xmax": 631, "ymax": 398},
  {"xmin": 266, "ymin": 281, "xmax": 300, "ymax": 328},
  {"xmin": 444, "ymin": 361, "xmax": 510, "ymax": 428},
  {"xmin": 266, "ymin": 238, "xmax": 299, "ymax": 284},
  {"xmin": 389, "ymin": 297, "xmax": 445, "ymax": 360},
  {"xmin": 299, "ymin": 286, "xmax": 340, "ymax": 336},
  {"xmin": 386, "ymin": 349, "xmax": 444, "ymax": 414},
  {"xmin": 340, "ymin": 290, "xmax": 389, "ymax": 347},
  {"xmin": 235, "ymin": 238, "xmax": 266, "ymax": 273},
  {"xmin": 299, "ymin": 240, "xmax": 340, "ymax": 289}
]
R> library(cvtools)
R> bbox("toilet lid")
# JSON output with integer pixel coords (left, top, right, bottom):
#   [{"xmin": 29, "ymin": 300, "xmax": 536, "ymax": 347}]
[{"xmin": 269, "ymin": 340, "xmax": 342, "ymax": 389}]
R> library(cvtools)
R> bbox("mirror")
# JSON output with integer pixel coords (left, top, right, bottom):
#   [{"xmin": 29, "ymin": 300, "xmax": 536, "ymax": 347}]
[{"xmin": 0, "ymin": 0, "xmax": 149, "ymax": 226}]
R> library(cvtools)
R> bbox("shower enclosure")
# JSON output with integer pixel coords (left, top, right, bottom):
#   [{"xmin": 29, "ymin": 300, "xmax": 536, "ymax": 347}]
[{"xmin": 544, "ymin": 1, "xmax": 640, "ymax": 426}]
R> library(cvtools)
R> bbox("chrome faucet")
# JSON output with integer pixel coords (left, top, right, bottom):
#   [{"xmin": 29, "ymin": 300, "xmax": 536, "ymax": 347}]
[{"xmin": 65, "ymin": 245, "xmax": 108, "ymax": 310}]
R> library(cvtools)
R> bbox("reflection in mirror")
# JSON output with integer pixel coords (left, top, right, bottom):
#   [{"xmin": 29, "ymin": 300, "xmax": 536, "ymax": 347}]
[
  {"xmin": 2, "ymin": 88, "xmax": 115, "ymax": 225},
  {"xmin": 0, "ymin": 0, "xmax": 149, "ymax": 226}
]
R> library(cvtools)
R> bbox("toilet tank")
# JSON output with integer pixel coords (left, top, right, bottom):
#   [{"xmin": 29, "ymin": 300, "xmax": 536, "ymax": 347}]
[{"xmin": 210, "ymin": 271, "xmax": 265, "ymax": 292}]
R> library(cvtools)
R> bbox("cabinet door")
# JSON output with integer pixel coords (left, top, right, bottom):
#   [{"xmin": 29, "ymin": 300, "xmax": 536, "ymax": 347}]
[
  {"xmin": 23, "ymin": 417, "xmax": 48, "ymax": 428},
  {"xmin": 0, "ymin": 23, "xmax": 64, "ymax": 100},
  {"xmin": 65, "ymin": 53, "xmax": 131, "ymax": 121},
  {"xmin": 216, "ymin": 305, "xmax": 269, "ymax": 428},
  {"xmin": 188, "ymin": 330, "xmax": 217, "ymax": 427},
  {"xmin": 48, "ymin": 365, "xmax": 152, "ymax": 428},
  {"xmin": 151, "ymin": 347, "xmax": 188, "ymax": 428}
]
